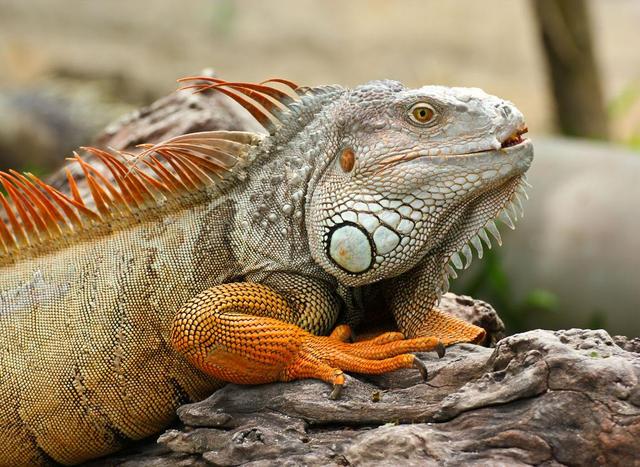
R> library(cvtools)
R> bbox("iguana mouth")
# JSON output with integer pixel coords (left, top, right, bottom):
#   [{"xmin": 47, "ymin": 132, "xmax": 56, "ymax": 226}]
[
  {"xmin": 501, "ymin": 126, "xmax": 528, "ymax": 148},
  {"xmin": 379, "ymin": 126, "xmax": 530, "ymax": 171}
]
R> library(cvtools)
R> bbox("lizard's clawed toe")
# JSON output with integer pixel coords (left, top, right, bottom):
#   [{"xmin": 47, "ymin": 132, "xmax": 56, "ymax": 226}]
[
  {"xmin": 413, "ymin": 357, "xmax": 429, "ymax": 381},
  {"xmin": 329, "ymin": 382, "xmax": 343, "ymax": 400}
]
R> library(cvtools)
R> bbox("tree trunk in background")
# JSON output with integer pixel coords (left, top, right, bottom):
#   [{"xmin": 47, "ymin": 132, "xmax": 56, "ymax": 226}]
[{"xmin": 532, "ymin": 0, "xmax": 609, "ymax": 139}]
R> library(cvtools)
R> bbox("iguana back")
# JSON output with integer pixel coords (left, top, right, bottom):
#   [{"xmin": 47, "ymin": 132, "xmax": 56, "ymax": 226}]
[
  {"xmin": 0, "ymin": 118, "xmax": 268, "ymax": 463},
  {"xmin": 0, "ymin": 200, "xmax": 228, "ymax": 464}
]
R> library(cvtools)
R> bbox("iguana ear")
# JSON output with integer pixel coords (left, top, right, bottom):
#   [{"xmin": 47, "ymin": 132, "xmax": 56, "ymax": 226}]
[{"xmin": 0, "ymin": 130, "xmax": 263, "ymax": 257}]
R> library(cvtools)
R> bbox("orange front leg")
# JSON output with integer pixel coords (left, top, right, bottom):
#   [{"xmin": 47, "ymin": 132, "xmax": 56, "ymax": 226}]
[
  {"xmin": 383, "ymin": 257, "xmax": 487, "ymax": 344},
  {"xmin": 171, "ymin": 282, "xmax": 444, "ymax": 398}
]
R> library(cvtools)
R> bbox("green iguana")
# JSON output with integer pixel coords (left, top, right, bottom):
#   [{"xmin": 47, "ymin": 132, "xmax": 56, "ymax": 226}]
[{"xmin": 0, "ymin": 76, "xmax": 532, "ymax": 465}]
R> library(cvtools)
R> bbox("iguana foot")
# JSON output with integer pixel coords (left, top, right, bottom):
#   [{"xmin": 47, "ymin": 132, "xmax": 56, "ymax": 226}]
[
  {"xmin": 171, "ymin": 283, "xmax": 446, "ymax": 398},
  {"xmin": 414, "ymin": 307, "xmax": 487, "ymax": 345},
  {"xmin": 282, "ymin": 330, "xmax": 444, "ymax": 398}
]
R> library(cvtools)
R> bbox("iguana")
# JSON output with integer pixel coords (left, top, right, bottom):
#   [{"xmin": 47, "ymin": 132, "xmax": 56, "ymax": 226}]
[{"xmin": 0, "ymin": 76, "xmax": 532, "ymax": 465}]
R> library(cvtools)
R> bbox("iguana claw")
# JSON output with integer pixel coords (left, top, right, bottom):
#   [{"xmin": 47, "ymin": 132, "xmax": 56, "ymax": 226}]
[
  {"xmin": 414, "ymin": 357, "xmax": 429, "ymax": 381},
  {"xmin": 330, "ymin": 383, "xmax": 344, "ymax": 400}
]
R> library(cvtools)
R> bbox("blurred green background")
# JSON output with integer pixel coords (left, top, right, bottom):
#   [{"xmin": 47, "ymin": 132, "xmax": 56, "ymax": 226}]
[{"xmin": 0, "ymin": 0, "xmax": 638, "ymax": 336}]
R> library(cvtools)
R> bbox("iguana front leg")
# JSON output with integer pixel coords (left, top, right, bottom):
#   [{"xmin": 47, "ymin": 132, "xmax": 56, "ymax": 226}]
[
  {"xmin": 383, "ymin": 257, "xmax": 486, "ymax": 344},
  {"xmin": 170, "ymin": 277, "xmax": 443, "ymax": 398}
]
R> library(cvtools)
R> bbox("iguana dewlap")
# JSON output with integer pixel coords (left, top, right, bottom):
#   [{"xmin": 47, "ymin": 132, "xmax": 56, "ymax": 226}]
[{"xmin": 0, "ymin": 77, "xmax": 532, "ymax": 465}]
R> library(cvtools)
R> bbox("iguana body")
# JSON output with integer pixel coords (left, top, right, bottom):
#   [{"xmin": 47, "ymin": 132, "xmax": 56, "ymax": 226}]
[{"xmin": 0, "ymin": 77, "xmax": 532, "ymax": 465}]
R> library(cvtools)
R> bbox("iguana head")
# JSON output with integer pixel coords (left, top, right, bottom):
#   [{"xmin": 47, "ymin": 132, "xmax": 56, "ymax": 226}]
[{"xmin": 304, "ymin": 80, "xmax": 533, "ymax": 288}]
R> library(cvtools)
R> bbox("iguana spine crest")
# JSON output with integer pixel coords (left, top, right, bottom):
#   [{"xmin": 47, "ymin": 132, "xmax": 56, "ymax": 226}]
[
  {"xmin": 177, "ymin": 76, "xmax": 303, "ymax": 133},
  {"xmin": 0, "ymin": 77, "xmax": 306, "ymax": 259}
]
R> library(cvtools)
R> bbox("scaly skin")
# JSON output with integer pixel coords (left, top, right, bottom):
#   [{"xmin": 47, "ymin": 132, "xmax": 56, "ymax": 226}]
[{"xmin": 0, "ymin": 78, "xmax": 532, "ymax": 465}]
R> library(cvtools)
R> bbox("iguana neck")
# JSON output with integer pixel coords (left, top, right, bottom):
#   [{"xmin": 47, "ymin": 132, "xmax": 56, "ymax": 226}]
[{"xmin": 230, "ymin": 86, "xmax": 348, "ymax": 276}]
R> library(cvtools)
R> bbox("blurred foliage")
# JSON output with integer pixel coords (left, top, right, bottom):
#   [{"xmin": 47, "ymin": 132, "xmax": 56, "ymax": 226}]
[
  {"xmin": 608, "ymin": 82, "xmax": 640, "ymax": 152},
  {"xmin": 207, "ymin": 0, "xmax": 237, "ymax": 37},
  {"xmin": 587, "ymin": 309, "xmax": 607, "ymax": 330},
  {"xmin": 609, "ymin": 83, "xmax": 640, "ymax": 118},
  {"xmin": 458, "ymin": 248, "xmax": 561, "ymax": 334},
  {"xmin": 456, "ymin": 249, "xmax": 616, "ymax": 334}
]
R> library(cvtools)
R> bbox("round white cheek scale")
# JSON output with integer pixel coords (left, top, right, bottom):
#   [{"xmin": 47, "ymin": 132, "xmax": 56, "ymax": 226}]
[{"xmin": 328, "ymin": 225, "xmax": 372, "ymax": 273}]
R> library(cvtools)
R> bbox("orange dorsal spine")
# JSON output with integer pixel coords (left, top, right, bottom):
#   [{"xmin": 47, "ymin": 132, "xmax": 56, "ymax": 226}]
[
  {"xmin": 0, "ymin": 77, "xmax": 303, "ymax": 259},
  {"xmin": 176, "ymin": 76, "xmax": 303, "ymax": 135}
]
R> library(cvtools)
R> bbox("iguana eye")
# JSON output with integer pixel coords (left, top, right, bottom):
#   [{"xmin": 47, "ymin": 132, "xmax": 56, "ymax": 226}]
[{"xmin": 408, "ymin": 103, "xmax": 436, "ymax": 125}]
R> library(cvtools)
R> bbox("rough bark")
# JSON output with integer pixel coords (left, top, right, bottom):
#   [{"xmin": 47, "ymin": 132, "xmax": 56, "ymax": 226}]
[
  {"xmin": 531, "ymin": 0, "xmax": 609, "ymax": 139},
  {"xmin": 87, "ymin": 293, "xmax": 639, "ymax": 466}
]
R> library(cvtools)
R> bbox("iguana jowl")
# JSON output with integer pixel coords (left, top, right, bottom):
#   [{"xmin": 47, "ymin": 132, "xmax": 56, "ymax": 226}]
[{"xmin": 0, "ymin": 76, "xmax": 532, "ymax": 465}]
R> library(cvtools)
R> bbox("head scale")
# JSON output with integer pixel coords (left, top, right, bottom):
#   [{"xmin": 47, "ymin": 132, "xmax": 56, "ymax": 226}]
[{"xmin": 304, "ymin": 80, "xmax": 533, "ymax": 288}]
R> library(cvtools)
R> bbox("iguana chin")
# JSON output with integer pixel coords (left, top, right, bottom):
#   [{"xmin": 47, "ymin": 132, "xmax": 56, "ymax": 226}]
[{"xmin": 0, "ymin": 76, "xmax": 532, "ymax": 465}]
